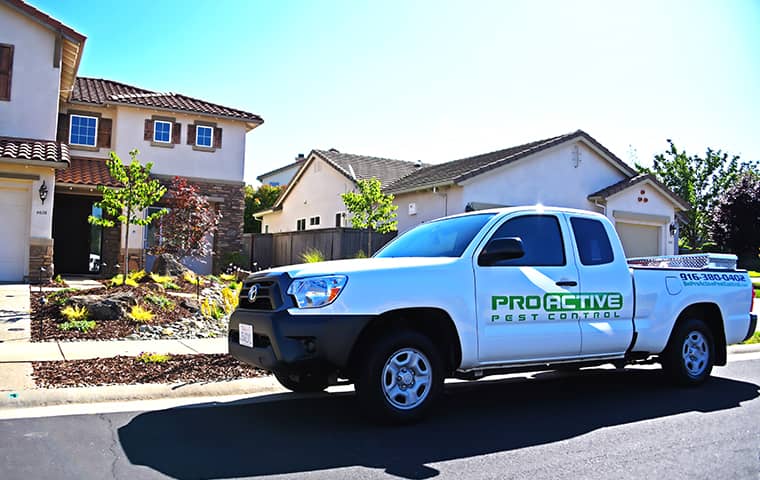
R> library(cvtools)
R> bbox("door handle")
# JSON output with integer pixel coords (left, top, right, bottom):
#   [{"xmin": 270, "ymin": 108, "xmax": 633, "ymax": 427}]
[{"xmin": 555, "ymin": 280, "xmax": 578, "ymax": 287}]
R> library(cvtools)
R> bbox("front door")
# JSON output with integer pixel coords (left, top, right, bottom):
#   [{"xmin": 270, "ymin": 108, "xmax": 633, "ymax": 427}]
[
  {"xmin": 475, "ymin": 213, "xmax": 582, "ymax": 364},
  {"xmin": 53, "ymin": 194, "xmax": 103, "ymax": 274}
]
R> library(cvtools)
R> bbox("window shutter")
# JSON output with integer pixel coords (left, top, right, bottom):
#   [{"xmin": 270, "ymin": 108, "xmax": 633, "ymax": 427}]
[
  {"xmin": 213, "ymin": 127, "xmax": 223, "ymax": 148},
  {"xmin": 97, "ymin": 118, "xmax": 112, "ymax": 148},
  {"xmin": 187, "ymin": 124, "xmax": 196, "ymax": 145},
  {"xmin": 57, "ymin": 113, "xmax": 69, "ymax": 143},
  {"xmin": 0, "ymin": 45, "xmax": 12, "ymax": 100},
  {"xmin": 144, "ymin": 119, "xmax": 153, "ymax": 141},
  {"xmin": 172, "ymin": 123, "xmax": 181, "ymax": 144}
]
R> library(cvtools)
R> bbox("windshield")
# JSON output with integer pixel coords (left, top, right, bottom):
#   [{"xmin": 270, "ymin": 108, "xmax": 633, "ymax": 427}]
[{"xmin": 376, "ymin": 214, "xmax": 496, "ymax": 258}]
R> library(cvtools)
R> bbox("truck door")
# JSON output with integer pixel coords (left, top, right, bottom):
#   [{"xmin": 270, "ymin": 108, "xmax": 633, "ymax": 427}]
[
  {"xmin": 474, "ymin": 213, "xmax": 582, "ymax": 364},
  {"xmin": 567, "ymin": 215, "xmax": 635, "ymax": 356}
]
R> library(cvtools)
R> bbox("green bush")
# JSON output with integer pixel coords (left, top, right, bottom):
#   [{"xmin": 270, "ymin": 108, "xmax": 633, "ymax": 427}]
[
  {"xmin": 744, "ymin": 332, "xmax": 760, "ymax": 345},
  {"xmin": 60, "ymin": 305, "xmax": 89, "ymax": 321},
  {"xmin": 46, "ymin": 288, "xmax": 76, "ymax": 306},
  {"xmin": 300, "ymin": 248, "xmax": 325, "ymax": 263},
  {"xmin": 136, "ymin": 352, "xmax": 171, "ymax": 364},
  {"xmin": 127, "ymin": 305, "xmax": 154, "ymax": 323},
  {"xmin": 58, "ymin": 319, "xmax": 96, "ymax": 333},
  {"xmin": 144, "ymin": 294, "xmax": 175, "ymax": 311}
]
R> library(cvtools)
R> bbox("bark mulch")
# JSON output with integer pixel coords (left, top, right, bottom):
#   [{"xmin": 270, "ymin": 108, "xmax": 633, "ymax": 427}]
[
  {"xmin": 33, "ymin": 354, "xmax": 269, "ymax": 388},
  {"xmin": 30, "ymin": 286, "xmax": 195, "ymax": 342}
]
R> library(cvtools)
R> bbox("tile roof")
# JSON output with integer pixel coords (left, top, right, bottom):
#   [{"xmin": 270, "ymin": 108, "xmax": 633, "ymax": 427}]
[
  {"xmin": 313, "ymin": 149, "xmax": 422, "ymax": 188},
  {"xmin": 385, "ymin": 130, "xmax": 636, "ymax": 194},
  {"xmin": 0, "ymin": 137, "xmax": 70, "ymax": 165},
  {"xmin": 70, "ymin": 77, "xmax": 263, "ymax": 124},
  {"xmin": 56, "ymin": 157, "xmax": 119, "ymax": 187},
  {"xmin": 588, "ymin": 173, "xmax": 689, "ymax": 210}
]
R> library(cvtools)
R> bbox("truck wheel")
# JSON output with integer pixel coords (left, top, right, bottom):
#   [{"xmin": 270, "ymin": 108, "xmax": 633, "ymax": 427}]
[
  {"xmin": 357, "ymin": 330, "xmax": 444, "ymax": 423},
  {"xmin": 661, "ymin": 318, "xmax": 714, "ymax": 386},
  {"xmin": 274, "ymin": 371, "xmax": 328, "ymax": 393}
]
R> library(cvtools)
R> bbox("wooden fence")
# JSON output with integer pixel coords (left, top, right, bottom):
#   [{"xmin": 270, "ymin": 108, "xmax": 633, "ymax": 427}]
[{"xmin": 247, "ymin": 228, "xmax": 397, "ymax": 269}]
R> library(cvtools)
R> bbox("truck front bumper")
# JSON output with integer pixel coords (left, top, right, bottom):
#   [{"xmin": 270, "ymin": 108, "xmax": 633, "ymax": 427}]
[
  {"xmin": 228, "ymin": 308, "xmax": 373, "ymax": 376},
  {"xmin": 743, "ymin": 314, "xmax": 758, "ymax": 343}
]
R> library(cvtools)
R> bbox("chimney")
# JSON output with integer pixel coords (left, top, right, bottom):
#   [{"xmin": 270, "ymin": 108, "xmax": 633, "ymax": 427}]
[
  {"xmin": 415, "ymin": 160, "xmax": 423, "ymax": 168},
  {"xmin": 295, "ymin": 153, "xmax": 305, "ymax": 162}
]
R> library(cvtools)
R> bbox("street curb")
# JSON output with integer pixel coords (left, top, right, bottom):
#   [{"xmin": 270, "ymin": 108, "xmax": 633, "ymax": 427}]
[
  {"xmin": 727, "ymin": 343, "xmax": 760, "ymax": 354},
  {"xmin": 0, "ymin": 375, "xmax": 284, "ymax": 410}
]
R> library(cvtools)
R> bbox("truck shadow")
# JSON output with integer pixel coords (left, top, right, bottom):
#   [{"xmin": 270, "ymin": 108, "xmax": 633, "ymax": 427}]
[{"xmin": 118, "ymin": 369, "xmax": 759, "ymax": 479}]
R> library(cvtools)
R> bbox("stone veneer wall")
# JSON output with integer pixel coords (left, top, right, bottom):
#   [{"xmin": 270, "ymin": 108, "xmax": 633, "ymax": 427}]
[{"xmin": 27, "ymin": 237, "xmax": 53, "ymax": 283}]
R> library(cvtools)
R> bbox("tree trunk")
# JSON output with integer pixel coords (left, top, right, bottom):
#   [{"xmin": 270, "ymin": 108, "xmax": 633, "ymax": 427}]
[
  {"xmin": 367, "ymin": 228, "xmax": 372, "ymax": 256},
  {"xmin": 124, "ymin": 194, "xmax": 132, "ymax": 277}
]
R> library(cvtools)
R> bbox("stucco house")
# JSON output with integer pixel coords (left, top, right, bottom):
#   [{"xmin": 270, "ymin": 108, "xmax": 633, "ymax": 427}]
[
  {"xmin": 0, "ymin": 0, "xmax": 262, "ymax": 281},
  {"xmin": 258, "ymin": 149, "xmax": 421, "ymax": 234},
  {"xmin": 385, "ymin": 130, "xmax": 688, "ymax": 257}
]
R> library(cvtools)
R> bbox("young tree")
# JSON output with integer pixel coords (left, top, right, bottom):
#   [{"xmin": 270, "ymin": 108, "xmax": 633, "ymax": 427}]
[
  {"xmin": 636, "ymin": 140, "xmax": 757, "ymax": 251},
  {"xmin": 150, "ymin": 176, "xmax": 222, "ymax": 259},
  {"xmin": 244, "ymin": 184, "xmax": 283, "ymax": 233},
  {"xmin": 341, "ymin": 177, "xmax": 398, "ymax": 254},
  {"xmin": 88, "ymin": 149, "xmax": 167, "ymax": 276},
  {"xmin": 709, "ymin": 172, "xmax": 760, "ymax": 269}
]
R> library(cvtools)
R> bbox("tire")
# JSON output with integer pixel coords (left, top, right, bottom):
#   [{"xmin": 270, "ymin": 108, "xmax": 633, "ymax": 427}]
[
  {"xmin": 660, "ymin": 318, "xmax": 715, "ymax": 386},
  {"xmin": 274, "ymin": 371, "xmax": 329, "ymax": 393},
  {"xmin": 356, "ymin": 330, "xmax": 444, "ymax": 423}
]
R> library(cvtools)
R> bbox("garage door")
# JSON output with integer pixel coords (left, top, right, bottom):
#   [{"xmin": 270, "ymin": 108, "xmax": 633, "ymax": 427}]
[
  {"xmin": 615, "ymin": 222, "xmax": 660, "ymax": 258},
  {"xmin": 0, "ymin": 185, "xmax": 29, "ymax": 281}
]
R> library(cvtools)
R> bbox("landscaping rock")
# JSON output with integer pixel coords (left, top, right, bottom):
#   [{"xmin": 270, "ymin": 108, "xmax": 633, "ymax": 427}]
[
  {"xmin": 180, "ymin": 298, "xmax": 200, "ymax": 313},
  {"xmin": 152, "ymin": 254, "xmax": 190, "ymax": 276},
  {"xmin": 67, "ymin": 292, "xmax": 137, "ymax": 320}
]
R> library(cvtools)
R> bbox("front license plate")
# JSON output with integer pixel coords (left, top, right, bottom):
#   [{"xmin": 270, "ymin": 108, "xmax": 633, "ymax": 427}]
[{"xmin": 239, "ymin": 323, "xmax": 253, "ymax": 348}]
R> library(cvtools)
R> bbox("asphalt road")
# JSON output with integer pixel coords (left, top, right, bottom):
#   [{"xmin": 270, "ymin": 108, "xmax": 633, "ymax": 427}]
[{"xmin": 1, "ymin": 357, "xmax": 759, "ymax": 480}]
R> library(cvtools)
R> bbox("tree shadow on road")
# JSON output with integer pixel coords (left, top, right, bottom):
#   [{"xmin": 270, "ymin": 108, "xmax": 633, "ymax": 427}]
[{"xmin": 118, "ymin": 369, "xmax": 759, "ymax": 479}]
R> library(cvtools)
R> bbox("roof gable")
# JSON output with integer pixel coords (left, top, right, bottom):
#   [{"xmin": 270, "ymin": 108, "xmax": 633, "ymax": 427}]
[
  {"xmin": 70, "ymin": 77, "xmax": 263, "ymax": 125},
  {"xmin": 588, "ymin": 173, "xmax": 689, "ymax": 211},
  {"xmin": 272, "ymin": 149, "xmax": 420, "ymax": 210},
  {"xmin": 385, "ymin": 130, "xmax": 636, "ymax": 194}
]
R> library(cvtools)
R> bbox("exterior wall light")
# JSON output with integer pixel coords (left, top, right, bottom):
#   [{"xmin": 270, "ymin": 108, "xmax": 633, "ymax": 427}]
[{"xmin": 39, "ymin": 180, "xmax": 48, "ymax": 204}]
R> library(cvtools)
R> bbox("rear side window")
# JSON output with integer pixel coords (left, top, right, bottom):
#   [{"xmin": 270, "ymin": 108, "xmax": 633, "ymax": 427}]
[
  {"xmin": 571, "ymin": 217, "xmax": 614, "ymax": 265},
  {"xmin": 488, "ymin": 215, "xmax": 565, "ymax": 266}
]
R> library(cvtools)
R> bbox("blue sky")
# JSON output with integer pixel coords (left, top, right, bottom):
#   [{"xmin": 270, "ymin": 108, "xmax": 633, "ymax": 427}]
[{"xmin": 33, "ymin": 0, "xmax": 760, "ymax": 185}]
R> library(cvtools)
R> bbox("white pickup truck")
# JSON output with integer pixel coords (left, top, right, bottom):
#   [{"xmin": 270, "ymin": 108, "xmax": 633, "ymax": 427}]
[{"xmin": 229, "ymin": 206, "xmax": 757, "ymax": 422}]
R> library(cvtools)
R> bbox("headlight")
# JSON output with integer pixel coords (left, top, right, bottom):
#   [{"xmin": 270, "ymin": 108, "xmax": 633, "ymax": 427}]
[{"xmin": 287, "ymin": 275, "xmax": 348, "ymax": 309}]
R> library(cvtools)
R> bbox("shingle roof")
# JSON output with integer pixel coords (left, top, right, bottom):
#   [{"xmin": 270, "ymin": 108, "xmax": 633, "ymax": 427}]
[
  {"xmin": 56, "ymin": 157, "xmax": 118, "ymax": 187},
  {"xmin": 0, "ymin": 137, "xmax": 70, "ymax": 166},
  {"xmin": 385, "ymin": 130, "xmax": 636, "ymax": 194},
  {"xmin": 256, "ymin": 158, "xmax": 305, "ymax": 183},
  {"xmin": 70, "ymin": 78, "xmax": 263, "ymax": 124},
  {"xmin": 313, "ymin": 149, "xmax": 421, "ymax": 187},
  {"xmin": 588, "ymin": 173, "xmax": 690, "ymax": 210}
]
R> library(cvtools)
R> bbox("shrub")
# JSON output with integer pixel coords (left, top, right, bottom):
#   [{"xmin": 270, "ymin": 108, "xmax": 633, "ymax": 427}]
[
  {"xmin": 52, "ymin": 274, "xmax": 66, "ymax": 285},
  {"xmin": 183, "ymin": 271, "xmax": 204, "ymax": 286},
  {"xmin": 201, "ymin": 298, "xmax": 224, "ymax": 320},
  {"xmin": 60, "ymin": 305, "xmax": 89, "ymax": 321},
  {"xmin": 110, "ymin": 274, "xmax": 125, "ymax": 287},
  {"xmin": 354, "ymin": 249, "xmax": 368, "ymax": 259},
  {"xmin": 144, "ymin": 294, "xmax": 175, "ymax": 311},
  {"xmin": 300, "ymin": 248, "xmax": 325, "ymax": 263},
  {"xmin": 149, "ymin": 272, "xmax": 174, "ymax": 286},
  {"xmin": 136, "ymin": 352, "xmax": 171, "ymax": 364},
  {"xmin": 744, "ymin": 332, "xmax": 760, "ymax": 345},
  {"xmin": 127, "ymin": 305, "xmax": 155, "ymax": 323},
  {"xmin": 58, "ymin": 320, "xmax": 96, "ymax": 333},
  {"xmin": 165, "ymin": 281, "xmax": 181, "ymax": 290},
  {"xmin": 220, "ymin": 273, "xmax": 236, "ymax": 282},
  {"xmin": 46, "ymin": 288, "xmax": 76, "ymax": 306},
  {"xmin": 220, "ymin": 286, "xmax": 239, "ymax": 315}
]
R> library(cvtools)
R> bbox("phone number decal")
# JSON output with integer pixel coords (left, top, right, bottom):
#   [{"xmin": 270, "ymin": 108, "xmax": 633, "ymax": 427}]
[{"xmin": 680, "ymin": 272, "xmax": 747, "ymax": 288}]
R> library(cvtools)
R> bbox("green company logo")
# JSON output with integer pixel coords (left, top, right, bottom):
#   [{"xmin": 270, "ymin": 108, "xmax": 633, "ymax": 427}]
[{"xmin": 490, "ymin": 292, "xmax": 624, "ymax": 322}]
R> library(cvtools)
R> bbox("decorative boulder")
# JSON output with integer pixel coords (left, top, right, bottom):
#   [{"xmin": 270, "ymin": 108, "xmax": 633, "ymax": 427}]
[
  {"xmin": 66, "ymin": 291, "xmax": 137, "ymax": 320},
  {"xmin": 151, "ymin": 254, "xmax": 190, "ymax": 276},
  {"xmin": 180, "ymin": 298, "xmax": 200, "ymax": 313}
]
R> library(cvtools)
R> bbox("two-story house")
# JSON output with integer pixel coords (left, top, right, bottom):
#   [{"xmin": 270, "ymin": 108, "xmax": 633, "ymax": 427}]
[
  {"xmin": 55, "ymin": 77, "xmax": 262, "ymax": 275},
  {"xmin": 0, "ymin": 0, "xmax": 263, "ymax": 281},
  {"xmin": 0, "ymin": 0, "xmax": 85, "ymax": 282},
  {"xmin": 257, "ymin": 153, "xmax": 305, "ymax": 187}
]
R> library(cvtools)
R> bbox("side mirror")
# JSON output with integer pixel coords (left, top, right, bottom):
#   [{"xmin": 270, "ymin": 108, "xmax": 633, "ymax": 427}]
[{"xmin": 478, "ymin": 237, "xmax": 525, "ymax": 266}]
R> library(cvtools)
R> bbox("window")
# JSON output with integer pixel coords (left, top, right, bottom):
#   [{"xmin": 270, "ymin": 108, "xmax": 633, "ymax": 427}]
[
  {"xmin": 153, "ymin": 120, "xmax": 172, "ymax": 143},
  {"xmin": 196, "ymin": 125, "xmax": 213, "ymax": 147},
  {"xmin": 296, "ymin": 218, "xmax": 306, "ymax": 231},
  {"xmin": 69, "ymin": 114, "xmax": 98, "ymax": 146},
  {"xmin": 309, "ymin": 216, "xmax": 320, "ymax": 226},
  {"xmin": 335, "ymin": 212, "xmax": 345, "ymax": 227},
  {"xmin": 487, "ymin": 215, "xmax": 565, "ymax": 266},
  {"xmin": 571, "ymin": 217, "xmax": 614, "ymax": 265},
  {"xmin": 376, "ymin": 214, "xmax": 496, "ymax": 258},
  {"xmin": 0, "ymin": 44, "xmax": 12, "ymax": 101}
]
